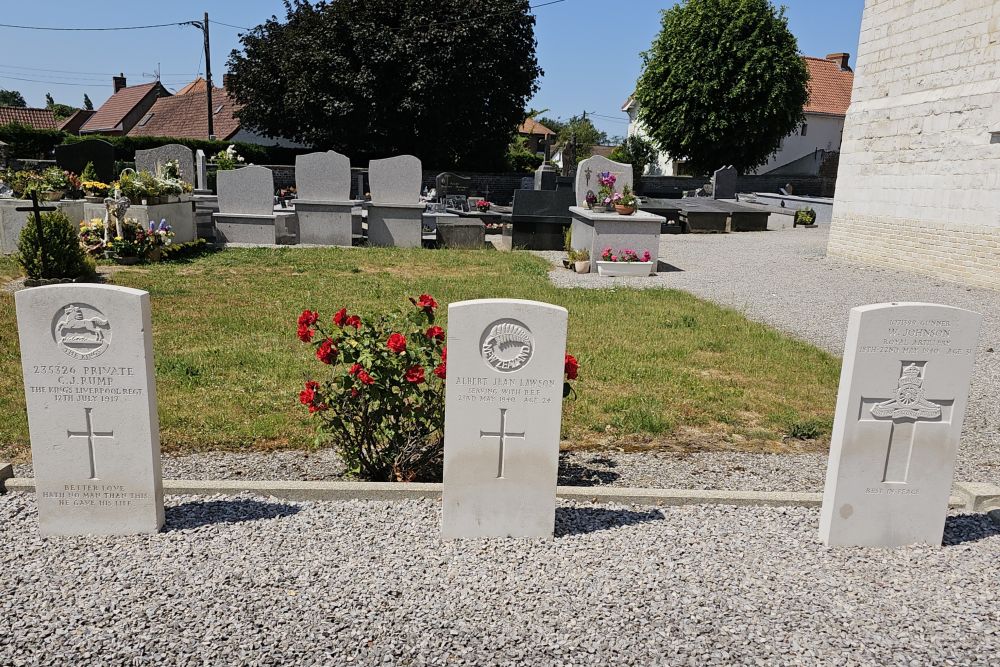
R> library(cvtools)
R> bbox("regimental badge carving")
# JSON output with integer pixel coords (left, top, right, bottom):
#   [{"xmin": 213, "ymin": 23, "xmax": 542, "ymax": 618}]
[
  {"xmin": 870, "ymin": 363, "xmax": 942, "ymax": 420},
  {"xmin": 52, "ymin": 303, "xmax": 111, "ymax": 360},
  {"xmin": 480, "ymin": 319, "xmax": 533, "ymax": 372}
]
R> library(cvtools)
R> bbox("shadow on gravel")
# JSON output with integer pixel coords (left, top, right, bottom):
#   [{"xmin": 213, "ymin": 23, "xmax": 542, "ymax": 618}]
[
  {"xmin": 558, "ymin": 454, "xmax": 621, "ymax": 487},
  {"xmin": 942, "ymin": 514, "xmax": 1000, "ymax": 546},
  {"xmin": 555, "ymin": 507, "xmax": 664, "ymax": 537},
  {"xmin": 656, "ymin": 260, "xmax": 684, "ymax": 273},
  {"xmin": 164, "ymin": 499, "xmax": 301, "ymax": 531}
]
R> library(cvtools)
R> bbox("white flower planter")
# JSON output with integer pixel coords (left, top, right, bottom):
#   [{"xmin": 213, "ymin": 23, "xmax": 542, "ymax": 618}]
[{"xmin": 596, "ymin": 261, "xmax": 655, "ymax": 277}]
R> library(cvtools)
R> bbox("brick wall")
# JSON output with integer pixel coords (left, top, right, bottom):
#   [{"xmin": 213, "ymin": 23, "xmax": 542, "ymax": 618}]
[{"xmin": 828, "ymin": 0, "xmax": 1000, "ymax": 289}]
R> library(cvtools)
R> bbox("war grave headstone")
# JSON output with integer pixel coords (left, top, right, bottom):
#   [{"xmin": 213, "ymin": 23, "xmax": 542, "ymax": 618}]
[
  {"xmin": 213, "ymin": 165, "xmax": 298, "ymax": 245},
  {"xmin": 441, "ymin": 299, "xmax": 568, "ymax": 539},
  {"xmin": 15, "ymin": 284, "xmax": 164, "ymax": 535},
  {"xmin": 819, "ymin": 303, "xmax": 981, "ymax": 547},
  {"xmin": 292, "ymin": 151, "xmax": 362, "ymax": 246},
  {"xmin": 573, "ymin": 155, "xmax": 633, "ymax": 208},
  {"xmin": 55, "ymin": 139, "xmax": 115, "ymax": 184},
  {"xmin": 712, "ymin": 165, "xmax": 737, "ymax": 200},
  {"xmin": 135, "ymin": 144, "xmax": 195, "ymax": 185},
  {"xmin": 367, "ymin": 155, "xmax": 425, "ymax": 248}
]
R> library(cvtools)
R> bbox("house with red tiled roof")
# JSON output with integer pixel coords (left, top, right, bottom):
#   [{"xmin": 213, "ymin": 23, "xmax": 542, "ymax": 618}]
[
  {"xmin": 128, "ymin": 78, "xmax": 307, "ymax": 147},
  {"xmin": 0, "ymin": 106, "xmax": 60, "ymax": 130},
  {"xmin": 80, "ymin": 75, "xmax": 170, "ymax": 136},
  {"xmin": 621, "ymin": 53, "xmax": 855, "ymax": 176}
]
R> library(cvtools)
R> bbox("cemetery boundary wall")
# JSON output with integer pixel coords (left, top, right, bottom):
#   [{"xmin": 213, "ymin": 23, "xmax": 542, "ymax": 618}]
[{"xmin": 827, "ymin": 0, "xmax": 1000, "ymax": 291}]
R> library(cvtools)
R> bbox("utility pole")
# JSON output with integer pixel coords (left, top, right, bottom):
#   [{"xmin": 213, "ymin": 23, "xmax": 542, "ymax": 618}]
[{"xmin": 183, "ymin": 13, "xmax": 215, "ymax": 139}]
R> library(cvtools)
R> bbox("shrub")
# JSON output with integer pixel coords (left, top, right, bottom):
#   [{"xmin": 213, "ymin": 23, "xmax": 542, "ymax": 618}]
[
  {"xmin": 296, "ymin": 294, "xmax": 448, "ymax": 481},
  {"xmin": 17, "ymin": 210, "xmax": 95, "ymax": 280},
  {"xmin": 794, "ymin": 207, "xmax": 817, "ymax": 225}
]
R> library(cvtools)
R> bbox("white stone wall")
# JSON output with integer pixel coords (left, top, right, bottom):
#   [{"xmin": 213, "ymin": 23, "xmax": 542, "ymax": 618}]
[
  {"xmin": 828, "ymin": 0, "xmax": 1000, "ymax": 290},
  {"xmin": 752, "ymin": 113, "xmax": 846, "ymax": 174}
]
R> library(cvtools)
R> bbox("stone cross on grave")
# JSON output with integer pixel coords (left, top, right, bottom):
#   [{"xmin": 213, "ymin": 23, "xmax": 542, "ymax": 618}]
[
  {"xmin": 15, "ymin": 192, "xmax": 57, "ymax": 277},
  {"xmin": 63, "ymin": 407, "xmax": 116, "ymax": 480},
  {"xmin": 479, "ymin": 408, "xmax": 525, "ymax": 479},
  {"xmin": 858, "ymin": 363, "xmax": 953, "ymax": 484},
  {"xmin": 584, "ymin": 166, "xmax": 593, "ymax": 187}
]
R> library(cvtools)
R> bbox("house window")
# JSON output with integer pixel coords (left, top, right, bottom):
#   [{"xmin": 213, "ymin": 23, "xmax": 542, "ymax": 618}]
[
  {"xmin": 991, "ymin": 131, "xmax": 1000, "ymax": 144},
  {"xmin": 801, "ymin": 123, "xmax": 808, "ymax": 137},
  {"xmin": 137, "ymin": 112, "xmax": 153, "ymax": 127}
]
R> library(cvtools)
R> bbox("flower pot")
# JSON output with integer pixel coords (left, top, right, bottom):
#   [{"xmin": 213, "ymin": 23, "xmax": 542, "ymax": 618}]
[
  {"xmin": 561, "ymin": 258, "xmax": 572, "ymax": 269},
  {"xmin": 147, "ymin": 247, "xmax": 163, "ymax": 263},
  {"xmin": 596, "ymin": 261, "xmax": 655, "ymax": 277},
  {"xmin": 41, "ymin": 190, "xmax": 64, "ymax": 202},
  {"xmin": 84, "ymin": 195, "xmax": 105, "ymax": 203},
  {"xmin": 615, "ymin": 205, "xmax": 637, "ymax": 215},
  {"xmin": 592, "ymin": 205, "xmax": 609, "ymax": 213},
  {"xmin": 574, "ymin": 260, "xmax": 591, "ymax": 274}
]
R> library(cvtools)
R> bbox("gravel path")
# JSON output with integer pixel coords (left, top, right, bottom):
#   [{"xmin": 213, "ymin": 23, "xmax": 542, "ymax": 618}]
[
  {"xmin": 545, "ymin": 225, "xmax": 1000, "ymax": 485},
  {"xmin": 2, "ymin": 492, "xmax": 998, "ymax": 666}
]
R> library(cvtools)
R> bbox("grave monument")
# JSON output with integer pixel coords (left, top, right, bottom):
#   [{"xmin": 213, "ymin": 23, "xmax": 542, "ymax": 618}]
[
  {"xmin": 292, "ymin": 151, "xmax": 363, "ymax": 246},
  {"xmin": 366, "ymin": 155, "xmax": 425, "ymax": 248}
]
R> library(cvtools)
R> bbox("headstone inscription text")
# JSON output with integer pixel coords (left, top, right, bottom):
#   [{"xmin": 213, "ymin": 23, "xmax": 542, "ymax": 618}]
[
  {"xmin": 16, "ymin": 284, "xmax": 164, "ymax": 536},
  {"xmin": 819, "ymin": 303, "xmax": 981, "ymax": 547},
  {"xmin": 441, "ymin": 299, "xmax": 568, "ymax": 539}
]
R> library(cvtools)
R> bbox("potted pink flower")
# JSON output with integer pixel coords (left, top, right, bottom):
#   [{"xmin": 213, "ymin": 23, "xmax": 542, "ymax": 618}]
[{"xmin": 596, "ymin": 247, "xmax": 655, "ymax": 277}]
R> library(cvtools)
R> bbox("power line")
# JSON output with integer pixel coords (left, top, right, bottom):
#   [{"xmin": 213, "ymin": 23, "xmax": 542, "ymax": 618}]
[
  {"xmin": 0, "ymin": 74, "xmax": 98, "ymax": 88},
  {"xmin": 210, "ymin": 19, "xmax": 251, "ymax": 31},
  {"xmin": 0, "ymin": 20, "xmax": 186, "ymax": 31}
]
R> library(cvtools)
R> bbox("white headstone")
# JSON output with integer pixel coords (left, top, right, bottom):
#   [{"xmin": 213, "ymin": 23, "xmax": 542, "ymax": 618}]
[
  {"xmin": 574, "ymin": 155, "xmax": 633, "ymax": 206},
  {"xmin": 819, "ymin": 303, "xmax": 981, "ymax": 547},
  {"xmin": 368, "ymin": 155, "xmax": 422, "ymax": 205},
  {"xmin": 441, "ymin": 299, "xmax": 568, "ymax": 539},
  {"xmin": 295, "ymin": 150, "xmax": 352, "ymax": 201},
  {"xmin": 195, "ymin": 149, "xmax": 207, "ymax": 191},
  {"xmin": 135, "ymin": 143, "xmax": 196, "ymax": 185},
  {"xmin": 15, "ymin": 284, "xmax": 164, "ymax": 536},
  {"xmin": 217, "ymin": 165, "xmax": 274, "ymax": 216}
]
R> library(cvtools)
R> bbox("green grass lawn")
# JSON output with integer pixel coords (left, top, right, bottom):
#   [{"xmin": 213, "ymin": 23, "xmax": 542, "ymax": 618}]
[{"xmin": 0, "ymin": 248, "xmax": 840, "ymax": 461}]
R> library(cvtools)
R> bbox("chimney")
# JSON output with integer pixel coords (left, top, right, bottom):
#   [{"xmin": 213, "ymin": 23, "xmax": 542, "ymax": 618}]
[
  {"xmin": 222, "ymin": 74, "xmax": 234, "ymax": 91},
  {"xmin": 113, "ymin": 73, "xmax": 127, "ymax": 93},
  {"xmin": 826, "ymin": 53, "xmax": 852, "ymax": 72}
]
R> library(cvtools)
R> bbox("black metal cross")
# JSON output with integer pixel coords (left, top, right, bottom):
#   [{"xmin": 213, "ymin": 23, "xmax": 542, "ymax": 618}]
[{"xmin": 15, "ymin": 192, "xmax": 57, "ymax": 278}]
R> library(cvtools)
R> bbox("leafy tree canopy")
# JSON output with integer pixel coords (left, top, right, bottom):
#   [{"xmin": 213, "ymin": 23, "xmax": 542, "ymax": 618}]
[
  {"xmin": 0, "ymin": 89, "xmax": 26, "ymax": 107},
  {"xmin": 552, "ymin": 114, "xmax": 607, "ymax": 166},
  {"xmin": 83, "ymin": 94, "xmax": 94, "ymax": 111},
  {"xmin": 227, "ymin": 0, "xmax": 542, "ymax": 170},
  {"xmin": 44, "ymin": 93, "xmax": 77, "ymax": 121},
  {"xmin": 635, "ymin": 0, "xmax": 809, "ymax": 173},
  {"xmin": 610, "ymin": 134, "xmax": 659, "ymax": 177}
]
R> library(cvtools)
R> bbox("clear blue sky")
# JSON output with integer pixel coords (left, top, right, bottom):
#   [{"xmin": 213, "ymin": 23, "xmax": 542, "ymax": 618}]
[{"xmin": 0, "ymin": 0, "xmax": 865, "ymax": 137}]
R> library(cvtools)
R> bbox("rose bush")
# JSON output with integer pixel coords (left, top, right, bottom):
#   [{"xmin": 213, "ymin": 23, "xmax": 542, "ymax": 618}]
[{"xmin": 296, "ymin": 294, "xmax": 447, "ymax": 482}]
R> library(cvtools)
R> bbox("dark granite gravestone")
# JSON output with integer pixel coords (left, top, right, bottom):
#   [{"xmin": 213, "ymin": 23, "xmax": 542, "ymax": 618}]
[
  {"xmin": 712, "ymin": 166, "xmax": 737, "ymax": 200},
  {"xmin": 504, "ymin": 188, "xmax": 577, "ymax": 250},
  {"xmin": 435, "ymin": 172, "xmax": 472, "ymax": 200},
  {"xmin": 55, "ymin": 139, "xmax": 115, "ymax": 183}
]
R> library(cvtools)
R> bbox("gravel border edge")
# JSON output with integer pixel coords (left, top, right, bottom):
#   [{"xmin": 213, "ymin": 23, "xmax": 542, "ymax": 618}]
[{"xmin": 4, "ymin": 473, "xmax": 997, "ymax": 515}]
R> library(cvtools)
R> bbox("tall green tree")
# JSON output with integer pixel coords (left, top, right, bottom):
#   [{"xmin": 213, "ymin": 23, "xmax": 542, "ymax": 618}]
[
  {"xmin": 44, "ymin": 93, "xmax": 55, "ymax": 108},
  {"xmin": 0, "ymin": 89, "xmax": 26, "ymax": 107},
  {"xmin": 610, "ymin": 135, "xmax": 659, "ymax": 178},
  {"xmin": 83, "ymin": 94, "xmax": 94, "ymax": 111},
  {"xmin": 635, "ymin": 0, "xmax": 809, "ymax": 173},
  {"xmin": 43, "ymin": 92, "xmax": 77, "ymax": 121},
  {"xmin": 227, "ymin": 0, "xmax": 542, "ymax": 170}
]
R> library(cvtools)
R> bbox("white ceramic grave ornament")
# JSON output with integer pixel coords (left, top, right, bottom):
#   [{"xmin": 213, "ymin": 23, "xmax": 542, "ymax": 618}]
[
  {"xmin": 15, "ymin": 284, "xmax": 164, "ymax": 536},
  {"xmin": 441, "ymin": 299, "xmax": 568, "ymax": 539},
  {"xmin": 819, "ymin": 303, "xmax": 981, "ymax": 547},
  {"xmin": 574, "ymin": 155, "xmax": 633, "ymax": 207}
]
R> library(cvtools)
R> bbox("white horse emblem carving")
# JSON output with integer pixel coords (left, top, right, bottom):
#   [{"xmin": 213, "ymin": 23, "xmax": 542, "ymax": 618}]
[{"xmin": 53, "ymin": 304, "xmax": 112, "ymax": 359}]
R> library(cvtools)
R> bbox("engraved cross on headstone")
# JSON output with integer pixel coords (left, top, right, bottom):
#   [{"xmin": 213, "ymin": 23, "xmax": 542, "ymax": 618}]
[
  {"xmin": 479, "ymin": 408, "xmax": 525, "ymax": 479},
  {"xmin": 584, "ymin": 166, "xmax": 592, "ymax": 187},
  {"xmin": 63, "ymin": 407, "xmax": 116, "ymax": 480},
  {"xmin": 858, "ymin": 363, "xmax": 953, "ymax": 484}
]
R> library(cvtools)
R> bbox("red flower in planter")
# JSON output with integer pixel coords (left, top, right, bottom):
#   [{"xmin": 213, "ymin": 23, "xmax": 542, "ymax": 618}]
[
  {"xmin": 316, "ymin": 338, "xmax": 338, "ymax": 364},
  {"xmin": 298, "ymin": 310, "xmax": 319, "ymax": 327},
  {"xmin": 297, "ymin": 324, "xmax": 315, "ymax": 343},
  {"xmin": 564, "ymin": 354, "xmax": 579, "ymax": 380},
  {"xmin": 404, "ymin": 366, "xmax": 425, "ymax": 384},
  {"xmin": 425, "ymin": 325, "xmax": 445, "ymax": 342},
  {"xmin": 387, "ymin": 333, "xmax": 407, "ymax": 353}
]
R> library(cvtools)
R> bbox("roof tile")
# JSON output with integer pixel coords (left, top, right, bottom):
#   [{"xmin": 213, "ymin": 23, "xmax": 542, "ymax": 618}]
[
  {"xmin": 81, "ymin": 82, "xmax": 164, "ymax": 133},
  {"xmin": 0, "ymin": 106, "xmax": 59, "ymax": 130},
  {"xmin": 128, "ymin": 87, "xmax": 241, "ymax": 140},
  {"xmin": 803, "ymin": 57, "xmax": 854, "ymax": 116}
]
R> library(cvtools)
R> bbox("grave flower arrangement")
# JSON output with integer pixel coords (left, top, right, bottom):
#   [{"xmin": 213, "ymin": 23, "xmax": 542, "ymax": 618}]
[
  {"xmin": 105, "ymin": 217, "xmax": 173, "ymax": 262},
  {"xmin": 601, "ymin": 247, "xmax": 651, "ymax": 263},
  {"xmin": 78, "ymin": 218, "xmax": 107, "ymax": 255},
  {"xmin": 476, "ymin": 199, "xmax": 491, "ymax": 213},
  {"xmin": 212, "ymin": 145, "xmax": 246, "ymax": 171},
  {"xmin": 597, "ymin": 171, "xmax": 617, "ymax": 208},
  {"xmin": 296, "ymin": 294, "xmax": 448, "ymax": 482}
]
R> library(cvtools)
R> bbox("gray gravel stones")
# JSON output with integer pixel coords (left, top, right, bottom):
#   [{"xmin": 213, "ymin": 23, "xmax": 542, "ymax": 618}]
[
  {"xmin": 2, "ymin": 492, "xmax": 999, "ymax": 666},
  {"xmin": 544, "ymin": 225, "xmax": 1000, "ymax": 486}
]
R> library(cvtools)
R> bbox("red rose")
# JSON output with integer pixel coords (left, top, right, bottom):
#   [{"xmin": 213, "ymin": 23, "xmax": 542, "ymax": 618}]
[
  {"xmin": 299, "ymin": 380, "xmax": 320, "ymax": 406},
  {"xmin": 564, "ymin": 354, "xmax": 579, "ymax": 380},
  {"xmin": 297, "ymin": 324, "xmax": 315, "ymax": 343},
  {"xmin": 298, "ymin": 310, "xmax": 319, "ymax": 327},
  {"xmin": 308, "ymin": 402, "xmax": 328, "ymax": 414},
  {"xmin": 415, "ymin": 294, "xmax": 438, "ymax": 313},
  {"xmin": 441, "ymin": 347, "xmax": 447, "ymax": 362},
  {"xmin": 405, "ymin": 366, "xmax": 425, "ymax": 384},
  {"xmin": 346, "ymin": 315, "xmax": 361, "ymax": 330},
  {"xmin": 387, "ymin": 333, "xmax": 407, "ymax": 353},
  {"xmin": 425, "ymin": 325, "xmax": 445, "ymax": 342},
  {"xmin": 349, "ymin": 363, "xmax": 363, "ymax": 376},
  {"xmin": 350, "ymin": 388, "xmax": 359, "ymax": 398},
  {"xmin": 433, "ymin": 362, "xmax": 446, "ymax": 380},
  {"xmin": 357, "ymin": 370, "xmax": 374, "ymax": 385},
  {"xmin": 316, "ymin": 338, "xmax": 337, "ymax": 364},
  {"xmin": 333, "ymin": 308, "xmax": 347, "ymax": 327}
]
